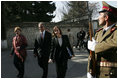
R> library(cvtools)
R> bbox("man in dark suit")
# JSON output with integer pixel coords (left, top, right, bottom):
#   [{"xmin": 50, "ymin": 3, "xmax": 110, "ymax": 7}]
[{"xmin": 34, "ymin": 22, "xmax": 52, "ymax": 78}]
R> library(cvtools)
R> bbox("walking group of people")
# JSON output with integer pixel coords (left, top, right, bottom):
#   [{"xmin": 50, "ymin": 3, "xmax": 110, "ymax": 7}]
[
  {"xmin": 10, "ymin": 1, "xmax": 117, "ymax": 78},
  {"xmin": 10, "ymin": 22, "xmax": 75, "ymax": 78}
]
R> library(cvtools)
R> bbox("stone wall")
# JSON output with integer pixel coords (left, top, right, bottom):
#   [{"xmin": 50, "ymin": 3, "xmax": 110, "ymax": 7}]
[{"xmin": 6, "ymin": 22, "xmax": 89, "ymax": 48}]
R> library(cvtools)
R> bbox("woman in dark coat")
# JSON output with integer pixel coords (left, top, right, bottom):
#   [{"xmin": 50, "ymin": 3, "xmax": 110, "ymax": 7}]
[
  {"xmin": 49, "ymin": 26, "xmax": 74, "ymax": 78},
  {"xmin": 10, "ymin": 26, "xmax": 27, "ymax": 78}
]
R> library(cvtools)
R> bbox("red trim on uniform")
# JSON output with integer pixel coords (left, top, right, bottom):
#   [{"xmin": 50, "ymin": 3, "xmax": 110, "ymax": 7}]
[
  {"xmin": 110, "ymin": 27, "xmax": 117, "ymax": 33},
  {"xmin": 102, "ymin": 6, "xmax": 117, "ymax": 16},
  {"xmin": 96, "ymin": 28, "xmax": 103, "ymax": 32},
  {"xmin": 103, "ymin": 6, "xmax": 112, "ymax": 12}
]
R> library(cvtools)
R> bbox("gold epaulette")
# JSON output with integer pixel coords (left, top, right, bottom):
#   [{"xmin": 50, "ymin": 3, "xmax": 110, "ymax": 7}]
[
  {"xmin": 96, "ymin": 28, "xmax": 103, "ymax": 32},
  {"xmin": 111, "ymin": 26, "xmax": 117, "ymax": 33},
  {"xmin": 115, "ymin": 23, "xmax": 117, "ymax": 26}
]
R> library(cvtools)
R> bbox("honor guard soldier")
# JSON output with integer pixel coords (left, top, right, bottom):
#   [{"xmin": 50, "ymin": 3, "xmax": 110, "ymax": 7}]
[{"xmin": 87, "ymin": 1, "xmax": 117, "ymax": 78}]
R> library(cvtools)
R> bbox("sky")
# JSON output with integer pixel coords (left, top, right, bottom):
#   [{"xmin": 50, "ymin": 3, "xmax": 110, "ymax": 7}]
[{"xmin": 52, "ymin": 1, "xmax": 117, "ymax": 22}]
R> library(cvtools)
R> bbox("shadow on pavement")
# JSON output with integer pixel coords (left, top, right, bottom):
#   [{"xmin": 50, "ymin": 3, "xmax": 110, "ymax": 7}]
[{"xmin": 1, "ymin": 49, "xmax": 89, "ymax": 78}]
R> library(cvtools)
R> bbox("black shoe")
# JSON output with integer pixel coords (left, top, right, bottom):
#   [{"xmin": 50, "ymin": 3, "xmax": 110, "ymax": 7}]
[
  {"xmin": 17, "ymin": 74, "xmax": 23, "ymax": 78},
  {"xmin": 42, "ymin": 75, "xmax": 47, "ymax": 78},
  {"xmin": 19, "ymin": 75, "xmax": 23, "ymax": 78},
  {"xmin": 17, "ymin": 74, "xmax": 20, "ymax": 78}
]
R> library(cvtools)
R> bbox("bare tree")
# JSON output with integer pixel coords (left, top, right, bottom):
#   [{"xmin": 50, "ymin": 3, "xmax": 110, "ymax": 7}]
[
  {"xmin": 88, "ymin": 2, "xmax": 100, "ymax": 19},
  {"xmin": 62, "ymin": 1, "xmax": 100, "ymax": 22}
]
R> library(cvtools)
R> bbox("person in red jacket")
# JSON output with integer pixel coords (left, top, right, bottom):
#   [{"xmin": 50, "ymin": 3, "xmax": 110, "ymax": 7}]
[{"xmin": 10, "ymin": 26, "xmax": 28, "ymax": 78}]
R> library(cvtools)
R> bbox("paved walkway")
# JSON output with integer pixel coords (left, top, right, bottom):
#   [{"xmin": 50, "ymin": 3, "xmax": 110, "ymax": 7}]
[{"xmin": 1, "ymin": 48, "xmax": 89, "ymax": 78}]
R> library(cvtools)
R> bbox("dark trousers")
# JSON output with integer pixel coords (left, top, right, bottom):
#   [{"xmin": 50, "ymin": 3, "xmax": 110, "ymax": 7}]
[
  {"xmin": 38, "ymin": 56, "xmax": 48, "ymax": 78},
  {"xmin": 55, "ymin": 59, "xmax": 68, "ymax": 78},
  {"xmin": 14, "ymin": 54, "xmax": 24, "ymax": 77},
  {"xmin": 76, "ymin": 39, "xmax": 84, "ymax": 49},
  {"xmin": 76, "ymin": 40, "xmax": 79, "ymax": 48}
]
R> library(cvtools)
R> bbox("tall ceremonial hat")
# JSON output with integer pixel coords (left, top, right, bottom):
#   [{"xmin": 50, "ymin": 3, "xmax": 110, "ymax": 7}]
[{"xmin": 99, "ymin": 1, "xmax": 117, "ymax": 16}]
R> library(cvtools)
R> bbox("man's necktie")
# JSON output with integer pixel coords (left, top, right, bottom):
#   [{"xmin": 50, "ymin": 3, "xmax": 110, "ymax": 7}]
[
  {"xmin": 41, "ymin": 32, "xmax": 43, "ymax": 40},
  {"xmin": 102, "ymin": 30, "xmax": 106, "ymax": 36}
]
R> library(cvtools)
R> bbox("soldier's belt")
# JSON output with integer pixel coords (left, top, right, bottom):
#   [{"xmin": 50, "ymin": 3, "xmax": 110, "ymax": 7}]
[{"xmin": 98, "ymin": 61, "xmax": 117, "ymax": 67}]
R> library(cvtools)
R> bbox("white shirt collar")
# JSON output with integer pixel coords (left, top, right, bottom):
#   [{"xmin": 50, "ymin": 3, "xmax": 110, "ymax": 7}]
[
  {"xmin": 40, "ymin": 30, "xmax": 45, "ymax": 34},
  {"xmin": 104, "ymin": 23, "xmax": 115, "ymax": 31},
  {"xmin": 40, "ymin": 30, "xmax": 45, "ymax": 38}
]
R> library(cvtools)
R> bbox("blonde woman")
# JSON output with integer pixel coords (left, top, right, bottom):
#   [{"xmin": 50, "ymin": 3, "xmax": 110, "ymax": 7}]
[
  {"xmin": 49, "ymin": 26, "xmax": 74, "ymax": 78},
  {"xmin": 10, "ymin": 26, "xmax": 27, "ymax": 78}
]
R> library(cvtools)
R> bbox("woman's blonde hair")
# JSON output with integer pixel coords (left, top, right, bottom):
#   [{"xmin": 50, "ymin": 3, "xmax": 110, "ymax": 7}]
[
  {"xmin": 53, "ymin": 26, "xmax": 62, "ymax": 37},
  {"xmin": 14, "ymin": 26, "xmax": 22, "ymax": 32}
]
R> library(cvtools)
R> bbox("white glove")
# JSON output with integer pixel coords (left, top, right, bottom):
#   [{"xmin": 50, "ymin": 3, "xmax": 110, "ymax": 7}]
[
  {"xmin": 88, "ymin": 37, "xmax": 97, "ymax": 51},
  {"xmin": 87, "ymin": 72, "xmax": 93, "ymax": 78},
  {"xmin": 48, "ymin": 59, "xmax": 53, "ymax": 63}
]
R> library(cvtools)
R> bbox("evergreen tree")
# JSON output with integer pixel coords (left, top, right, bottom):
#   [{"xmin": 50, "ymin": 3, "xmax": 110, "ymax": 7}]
[
  {"xmin": 2, "ymin": 1, "xmax": 56, "ymax": 22},
  {"xmin": 1, "ymin": 1, "xmax": 56, "ymax": 40}
]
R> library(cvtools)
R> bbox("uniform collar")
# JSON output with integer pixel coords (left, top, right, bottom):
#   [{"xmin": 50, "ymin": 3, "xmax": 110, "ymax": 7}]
[{"xmin": 103, "ymin": 23, "xmax": 116, "ymax": 31}]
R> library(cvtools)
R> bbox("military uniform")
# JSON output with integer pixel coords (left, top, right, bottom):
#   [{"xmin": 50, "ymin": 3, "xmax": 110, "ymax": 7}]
[
  {"xmin": 87, "ymin": 1, "xmax": 117, "ymax": 78},
  {"xmin": 95, "ymin": 24, "xmax": 117, "ymax": 78}
]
